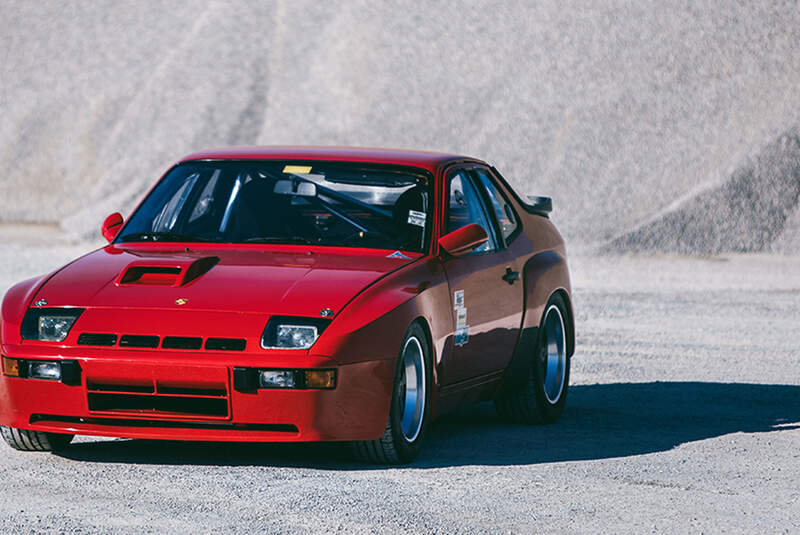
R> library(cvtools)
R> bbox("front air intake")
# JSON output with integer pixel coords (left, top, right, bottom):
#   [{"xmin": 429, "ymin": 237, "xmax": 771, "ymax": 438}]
[
  {"xmin": 162, "ymin": 336, "xmax": 203, "ymax": 350},
  {"xmin": 77, "ymin": 333, "xmax": 118, "ymax": 346},
  {"xmin": 119, "ymin": 335, "xmax": 160, "ymax": 348},
  {"xmin": 205, "ymin": 338, "xmax": 247, "ymax": 351}
]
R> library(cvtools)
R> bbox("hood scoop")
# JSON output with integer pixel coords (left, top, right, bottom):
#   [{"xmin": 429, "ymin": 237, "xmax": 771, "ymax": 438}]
[{"xmin": 117, "ymin": 256, "xmax": 220, "ymax": 287}]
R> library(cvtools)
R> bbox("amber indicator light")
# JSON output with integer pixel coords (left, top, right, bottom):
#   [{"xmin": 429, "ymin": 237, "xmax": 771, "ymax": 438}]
[
  {"xmin": 305, "ymin": 370, "xmax": 336, "ymax": 389},
  {"xmin": 2, "ymin": 356, "xmax": 20, "ymax": 377}
]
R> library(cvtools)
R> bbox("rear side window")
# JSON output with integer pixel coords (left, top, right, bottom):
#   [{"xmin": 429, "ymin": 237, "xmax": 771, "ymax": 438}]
[
  {"xmin": 473, "ymin": 168, "xmax": 519, "ymax": 243},
  {"xmin": 447, "ymin": 170, "xmax": 497, "ymax": 254}
]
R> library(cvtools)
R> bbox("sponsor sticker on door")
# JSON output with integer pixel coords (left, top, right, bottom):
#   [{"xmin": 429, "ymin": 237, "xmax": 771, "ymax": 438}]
[{"xmin": 454, "ymin": 289, "xmax": 469, "ymax": 346}]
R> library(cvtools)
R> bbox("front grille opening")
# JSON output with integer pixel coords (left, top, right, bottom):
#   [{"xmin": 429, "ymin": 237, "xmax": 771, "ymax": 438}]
[
  {"xmin": 157, "ymin": 386, "xmax": 226, "ymax": 397},
  {"xmin": 162, "ymin": 336, "xmax": 203, "ymax": 350},
  {"xmin": 88, "ymin": 393, "xmax": 228, "ymax": 417},
  {"xmin": 119, "ymin": 335, "xmax": 160, "ymax": 348},
  {"xmin": 77, "ymin": 333, "xmax": 118, "ymax": 346},
  {"xmin": 205, "ymin": 338, "xmax": 247, "ymax": 351},
  {"xmin": 87, "ymin": 382, "xmax": 154, "ymax": 393}
]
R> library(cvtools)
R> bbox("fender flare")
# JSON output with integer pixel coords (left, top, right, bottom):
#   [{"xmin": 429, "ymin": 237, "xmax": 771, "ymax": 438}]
[{"xmin": 495, "ymin": 249, "xmax": 574, "ymax": 396}]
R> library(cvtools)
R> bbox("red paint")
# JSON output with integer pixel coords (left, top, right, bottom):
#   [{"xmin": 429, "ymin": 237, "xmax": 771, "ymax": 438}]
[
  {"xmin": 0, "ymin": 147, "xmax": 572, "ymax": 444},
  {"xmin": 101, "ymin": 212, "xmax": 124, "ymax": 242},
  {"xmin": 438, "ymin": 223, "xmax": 489, "ymax": 256}
]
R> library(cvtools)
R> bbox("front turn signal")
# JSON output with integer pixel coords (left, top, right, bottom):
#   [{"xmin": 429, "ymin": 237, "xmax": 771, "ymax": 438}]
[
  {"xmin": 2, "ymin": 356, "xmax": 20, "ymax": 377},
  {"xmin": 304, "ymin": 370, "xmax": 336, "ymax": 389}
]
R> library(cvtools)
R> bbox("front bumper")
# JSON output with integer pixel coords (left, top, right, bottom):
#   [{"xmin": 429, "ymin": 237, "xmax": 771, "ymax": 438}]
[{"xmin": 0, "ymin": 344, "xmax": 394, "ymax": 442}]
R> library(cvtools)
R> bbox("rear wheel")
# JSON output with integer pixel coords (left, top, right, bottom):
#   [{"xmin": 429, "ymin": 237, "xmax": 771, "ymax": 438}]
[
  {"xmin": 352, "ymin": 322, "xmax": 431, "ymax": 464},
  {"xmin": 1, "ymin": 426, "xmax": 74, "ymax": 452},
  {"xmin": 495, "ymin": 293, "xmax": 571, "ymax": 424}
]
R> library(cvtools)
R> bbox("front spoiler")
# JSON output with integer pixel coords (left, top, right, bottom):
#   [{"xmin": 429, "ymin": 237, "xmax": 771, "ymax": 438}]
[{"xmin": 0, "ymin": 344, "xmax": 395, "ymax": 442}]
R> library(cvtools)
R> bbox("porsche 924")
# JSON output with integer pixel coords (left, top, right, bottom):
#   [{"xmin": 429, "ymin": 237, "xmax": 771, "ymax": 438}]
[{"xmin": 0, "ymin": 147, "xmax": 574, "ymax": 464}]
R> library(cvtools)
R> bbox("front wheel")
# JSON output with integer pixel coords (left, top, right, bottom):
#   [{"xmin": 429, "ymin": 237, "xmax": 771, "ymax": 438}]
[
  {"xmin": 1, "ymin": 426, "xmax": 74, "ymax": 452},
  {"xmin": 352, "ymin": 322, "xmax": 431, "ymax": 464},
  {"xmin": 495, "ymin": 293, "xmax": 571, "ymax": 424}
]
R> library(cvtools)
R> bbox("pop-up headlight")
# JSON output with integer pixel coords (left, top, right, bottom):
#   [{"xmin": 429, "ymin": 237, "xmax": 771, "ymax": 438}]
[
  {"xmin": 261, "ymin": 316, "xmax": 331, "ymax": 350},
  {"xmin": 21, "ymin": 308, "xmax": 84, "ymax": 342}
]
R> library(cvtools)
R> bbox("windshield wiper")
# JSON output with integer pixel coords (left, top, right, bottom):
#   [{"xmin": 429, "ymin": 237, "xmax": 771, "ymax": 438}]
[
  {"xmin": 118, "ymin": 232, "xmax": 214, "ymax": 243},
  {"xmin": 242, "ymin": 236, "xmax": 314, "ymax": 245}
]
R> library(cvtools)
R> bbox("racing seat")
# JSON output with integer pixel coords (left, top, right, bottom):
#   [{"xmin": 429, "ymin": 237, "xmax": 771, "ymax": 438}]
[
  {"xmin": 228, "ymin": 178, "xmax": 296, "ymax": 240},
  {"xmin": 392, "ymin": 186, "xmax": 427, "ymax": 251}
]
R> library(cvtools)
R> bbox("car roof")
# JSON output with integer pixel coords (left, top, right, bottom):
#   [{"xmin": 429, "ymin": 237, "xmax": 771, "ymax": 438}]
[{"xmin": 179, "ymin": 146, "xmax": 485, "ymax": 174}]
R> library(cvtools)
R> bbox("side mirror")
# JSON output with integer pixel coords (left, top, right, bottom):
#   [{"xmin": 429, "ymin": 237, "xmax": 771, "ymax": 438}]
[
  {"xmin": 438, "ymin": 223, "xmax": 488, "ymax": 257},
  {"xmin": 101, "ymin": 212, "xmax": 124, "ymax": 242}
]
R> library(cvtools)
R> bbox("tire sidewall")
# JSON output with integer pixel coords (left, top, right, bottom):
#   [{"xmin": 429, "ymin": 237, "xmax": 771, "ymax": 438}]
[{"xmin": 388, "ymin": 322, "xmax": 432, "ymax": 460}]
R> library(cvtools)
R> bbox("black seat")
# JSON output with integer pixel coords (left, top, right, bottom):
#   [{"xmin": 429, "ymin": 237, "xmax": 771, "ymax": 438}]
[
  {"xmin": 392, "ymin": 186, "xmax": 427, "ymax": 251},
  {"xmin": 228, "ymin": 178, "xmax": 293, "ymax": 240}
]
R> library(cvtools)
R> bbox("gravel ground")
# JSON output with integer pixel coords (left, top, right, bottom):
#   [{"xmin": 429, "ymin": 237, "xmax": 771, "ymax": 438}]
[{"xmin": 0, "ymin": 242, "xmax": 798, "ymax": 533}]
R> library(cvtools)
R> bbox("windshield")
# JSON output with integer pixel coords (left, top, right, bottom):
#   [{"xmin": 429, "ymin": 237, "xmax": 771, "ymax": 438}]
[{"xmin": 118, "ymin": 161, "xmax": 433, "ymax": 252}]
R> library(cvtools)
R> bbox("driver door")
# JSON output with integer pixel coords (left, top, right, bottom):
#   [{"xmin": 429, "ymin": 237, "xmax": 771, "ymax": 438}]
[{"xmin": 439, "ymin": 167, "xmax": 524, "ymax": 386}]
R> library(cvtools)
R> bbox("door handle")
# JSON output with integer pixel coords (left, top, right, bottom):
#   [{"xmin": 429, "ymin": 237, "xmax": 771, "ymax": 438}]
[{"xmin": 502, "ymin": 267, "xmax": 520, "ymax": 285}]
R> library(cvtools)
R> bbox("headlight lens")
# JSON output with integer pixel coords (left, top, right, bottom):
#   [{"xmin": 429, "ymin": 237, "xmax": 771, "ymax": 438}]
[
  {"xmin": 21, "ymin": 308, "xmax": 84, "ymax": 342},
  {"xmin": 28, "ymin": 360, "xmax": 62, "ymax": 380},
  {"xmin": 276, "ymin": 325, "xmax": 318, "ymax": 349},
  {"xmin": 261, "ymin": 316, "xmax": 331, "ymax": 350}
]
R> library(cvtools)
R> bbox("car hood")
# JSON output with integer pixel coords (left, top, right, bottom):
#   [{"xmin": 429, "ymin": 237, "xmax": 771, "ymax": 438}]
[{"xmin": 32, "ymin": 245, "xmax": 420, "ymax": 317}]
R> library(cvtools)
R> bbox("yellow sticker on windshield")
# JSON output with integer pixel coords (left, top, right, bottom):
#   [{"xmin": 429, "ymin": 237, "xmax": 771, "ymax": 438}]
[{"xmin": 283, "ymin": 165, "xmax": 312, "ymax": 174}]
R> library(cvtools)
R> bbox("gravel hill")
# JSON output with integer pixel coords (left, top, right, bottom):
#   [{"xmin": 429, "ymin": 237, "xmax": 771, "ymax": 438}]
[{"xmin": 2, "ymin": 1, "xmax": 800, "ymax": 253}]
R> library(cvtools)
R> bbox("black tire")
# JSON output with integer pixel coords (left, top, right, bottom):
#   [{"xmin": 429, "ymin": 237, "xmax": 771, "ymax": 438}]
[
  {"xmin": 495, "ymin": 293, "xmax": 571, "ymax": 424},
  {"xmin": 351, "ymin": 322, "xmax": 432, "ymax": 464},
  {"xmin": 1, "ymin": 426, "xmax": 74, "ymax": 452}
]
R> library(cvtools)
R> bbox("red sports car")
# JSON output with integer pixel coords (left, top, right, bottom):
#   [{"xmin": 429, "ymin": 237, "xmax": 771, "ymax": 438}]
[{"xmin": 0, "ymin": 147, "xmax": 574, "ymax": 464}]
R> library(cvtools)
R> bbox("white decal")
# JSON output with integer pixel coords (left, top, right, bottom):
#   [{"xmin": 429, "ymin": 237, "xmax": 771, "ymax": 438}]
[
  {"xmin": 455, "ymin": 306, "xmax": 467, "ymax": 329},
  {"xmin": 455, "ymin": 325, "xmax": 469, "ymax": 346},
  {"xmin": 453, "ymin": 289, "xmax": 469, "ymax": 345},
  {"xmin": 407, "ymin": 210, "xmax": 427, "ymax": 227},
  {"xmin": 386, "ymin": 250, "xmax": 411, "ymax": 259}
]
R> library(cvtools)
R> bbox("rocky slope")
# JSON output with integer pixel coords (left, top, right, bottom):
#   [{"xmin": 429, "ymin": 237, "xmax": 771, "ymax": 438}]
[{"xmin": 2, "ymin": 1, "xmax": 799, "ymax": 253}]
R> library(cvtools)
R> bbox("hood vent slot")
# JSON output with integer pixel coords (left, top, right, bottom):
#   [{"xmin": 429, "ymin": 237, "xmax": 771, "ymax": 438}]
[
  {"xmin": 117, "ymin": 256, "xmax": 220, "ymax": 287},
  {"xmin": 182, "ymin": 256, "xmax": 220, "ymax": 285},
  {"xmin": 119, "ymin": 266, "xmax": 181, "ymax": 286}
]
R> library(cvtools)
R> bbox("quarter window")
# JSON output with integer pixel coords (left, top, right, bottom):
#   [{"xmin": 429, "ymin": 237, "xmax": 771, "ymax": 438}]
[{"xmin": 474, "ymin": 168, "xmax": 518, "ymax": 243}]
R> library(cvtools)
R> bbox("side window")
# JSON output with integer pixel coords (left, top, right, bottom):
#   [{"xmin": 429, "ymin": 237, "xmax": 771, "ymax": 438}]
[
  {"xmin": 188, "ymin": 169, "xmax": 221, "ymax": 223},
  {"xmin": 474, "ymin": 168, "xmax": 519, "ymax": 243},
  {"xmin": 447, "ymin": 170, "xmax": 497, "ymax": 254},
  {"xmin": 151, "ymin": 173, "xmax": 199, "ymax": 232}
]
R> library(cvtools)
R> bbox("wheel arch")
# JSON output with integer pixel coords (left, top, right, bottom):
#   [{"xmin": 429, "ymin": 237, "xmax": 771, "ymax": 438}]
[
  {"xmin": 495, "ymin": 248, "xmax": 574, "ymax": 396},
  {"xmin": 551, "ymin": 287, "xmax": 575, "ymax": 358}
]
